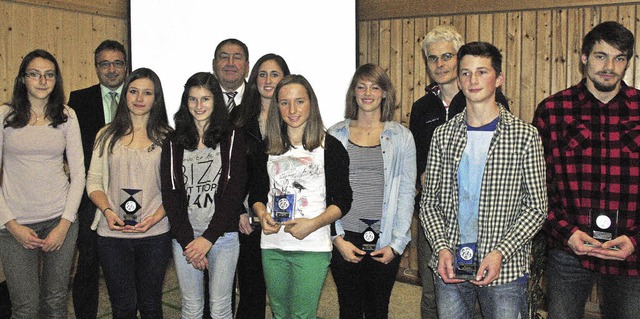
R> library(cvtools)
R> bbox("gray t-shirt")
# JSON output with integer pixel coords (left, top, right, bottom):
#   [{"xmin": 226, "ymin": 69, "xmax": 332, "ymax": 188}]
[{"xmin": 183, "ymin": 147, "xmax": 222, "ymax": 236}]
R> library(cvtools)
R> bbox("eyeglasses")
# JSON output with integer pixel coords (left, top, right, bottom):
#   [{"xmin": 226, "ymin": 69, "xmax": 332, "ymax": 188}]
[
  {"xmin": 24, "ymin": 71, "xmax": 56, "ymax": 81},
  {"xmin": 96, "ymin": 60, "xmax": 126, "ymax": 69},
  {"xmin": 427, "ymin": 53, "xmax": 455, "ymax": 64}
]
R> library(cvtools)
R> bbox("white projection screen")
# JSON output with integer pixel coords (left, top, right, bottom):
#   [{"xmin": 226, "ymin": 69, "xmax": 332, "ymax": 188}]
[{"xmin": 130, "ymin": 0, "xmax": 356, "ymax": 128}]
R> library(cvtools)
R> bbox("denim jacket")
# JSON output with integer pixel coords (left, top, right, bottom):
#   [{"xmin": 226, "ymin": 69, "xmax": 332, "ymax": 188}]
[{"xmin": 328, "ymin": 120, "xmax": 416, "ymax": 254}]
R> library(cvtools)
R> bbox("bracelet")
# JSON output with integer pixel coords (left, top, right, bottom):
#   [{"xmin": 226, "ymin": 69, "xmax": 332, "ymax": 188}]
[{"xmin": 102, "ymin": 207, "xmax": 114, "ymax": 215}]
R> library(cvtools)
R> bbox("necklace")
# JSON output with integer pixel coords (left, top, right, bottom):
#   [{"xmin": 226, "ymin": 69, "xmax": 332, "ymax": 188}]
[{"xmin": 30, "ymin": 109, "xmax": 46, "ymax": 124}]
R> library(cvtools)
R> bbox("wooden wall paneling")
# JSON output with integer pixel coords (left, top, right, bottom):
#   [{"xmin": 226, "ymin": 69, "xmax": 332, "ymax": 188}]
[
  {"xmin": 566, "ymin": 8, "xmax": 585, "ymax": 89},
  {"xmin": 535, "ymin": 11, "xmax": 553, "ymax": 107},
  {"xmin": 358, "ymin": 21, "xmax": 370, "ymax": 65},
  {"xmin": 450, "ymin": 15, "xmax": 465, "ymax": 40},
  {"xmin": 414, "ymin": 18, "xmax": 427, "ymax": 104},
  {"xmin": 600, "ymin": 4, "xmax": 619, "ymax": 22},
  {"xmin": 1, "ymin": 2, "xmax": 12, "ymax": 101},
  {"xmin": 63, "ymin": 10, "xmax": 83, "ymax": 92},
  {"xmin": 368, "ymin": 21, "xmax": 381, "ymax": 65},
  {"xmin": 618, "ymin": 5, "xmax": 636, "ymax": 85},
  {"xmin": 492, "ymin": 13, "xmax": 508, "ymax": 106},
  {"xmin": 551, "ymin": 9, "xmax": 568, "ymax": 96},
  {"xmin": 520, "ymin": 11, "xmax": 537, "ymax": 122},
  {"xmin": 389, "ymin": 19, "xmax": 403, "ymax": 121},
  {"xmin": 398, "ymin": 18, "xmax": 414, "ymax": 125},
  {"xmin": 479, "ymin": 14, "xmax": 494, "ymax": 43},
  {"xmin": 636, "ymin": 5, "xmax": 640, "ymax": 87},
  {"xmin": 506, "ymin": 11, "xmax": 523, "ymax": 117},
  {"xmin": 466, "ymin": 14, "xmax": 480, "ymax": 42},
  {"xmin": 379, "ymin": 20, "xmax": 392, "ymax": 71}
]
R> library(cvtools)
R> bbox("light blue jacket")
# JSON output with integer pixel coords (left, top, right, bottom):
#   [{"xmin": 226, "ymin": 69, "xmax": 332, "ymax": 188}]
[{"xmin": 328, "ymin": 120, "xmax": 417, "ymax": 254}]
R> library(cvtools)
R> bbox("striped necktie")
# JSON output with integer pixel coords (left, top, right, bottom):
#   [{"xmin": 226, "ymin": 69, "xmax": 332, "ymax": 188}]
[{"xmin": 225, "ymin": 91, "xmax": 238, "ymax": 111}]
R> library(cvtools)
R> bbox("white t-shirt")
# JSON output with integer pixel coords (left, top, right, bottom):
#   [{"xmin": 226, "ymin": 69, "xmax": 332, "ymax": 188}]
[{"xmin": 261, "ymin": 145, "xmax": 331, "ymax": 252}]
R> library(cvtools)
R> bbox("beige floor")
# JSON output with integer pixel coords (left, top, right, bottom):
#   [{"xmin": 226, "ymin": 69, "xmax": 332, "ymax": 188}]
[{"xmin": 65, "ymin": 260, "xmax": 423, "ymax": 319}]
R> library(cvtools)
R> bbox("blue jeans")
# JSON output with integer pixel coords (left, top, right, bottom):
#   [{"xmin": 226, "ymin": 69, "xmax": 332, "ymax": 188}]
[
  {"xmin": 546, "ymin": 249, "xmax": 640, "ymax": 319},
  {"xmin": 172, "ymin": 232, "xmax": 239, "ymax": 319},
  {"xmin": 0, "ymin": 218, "xmax": 78, "ymax": 319},
  {"xmin": 434, "ymin": 274, "xmax": 527, "ymax": 319},
  {"xmin": 97, "ymin": 233, "xmax": 171, "ymax": 319}
]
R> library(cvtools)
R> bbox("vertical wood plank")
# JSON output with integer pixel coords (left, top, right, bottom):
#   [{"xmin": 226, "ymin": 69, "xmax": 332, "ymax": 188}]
[
  {"xmin": 369, "ymin": 21, "xmax": 381, "ymax": 65},
  {"xmin": 505, "ymin": 11, "xmax": 522, "ymax": 116},
  {"xmin": 379, "ymin": 20, "xmax": 392, "ymax": 70},
  {"xmin": 493, "ymin": 13, "xmax": 508, "ymax": 102},
  {"xmin": 618, "ymin": 5, "xmax": 635, "ymax": 85},
  {"xmin": 535, "ymin": 10, "xmax": 553, "ymax": 106},
  {"xmin": 636, "ymin": 5, "xmax": 640, "ymax": 87},
  {"xmin": 465, "ymin": 14, "xmax": 480, "ymax": 42},
  {"xmin": 479, "ymin": 14, "xmax": 494, "ymax": 43},
  {"xmin": 566, "ymin": 8, "xmax": 585, "ymax": 88},
  {"xmin": 551, "ymin": 8, "xmax": 568, "ymax": 96},
  {"xmin": 358, "ymin": 21, "xmax": 370, "ymax": 65},
  {"xmin": 600, "ymin": 5, "xmax": 618, "ymax": 22},
  {"xmin": 414, "ymin": 17, "xmax": 428, "ymax": 104},
  {"xmin": 397, "ymin": 18, "xmax": 414, "ymax": 126},
  {"xmin": 520, "ymin": 10, "xmax": 537, "ymax": 122}
]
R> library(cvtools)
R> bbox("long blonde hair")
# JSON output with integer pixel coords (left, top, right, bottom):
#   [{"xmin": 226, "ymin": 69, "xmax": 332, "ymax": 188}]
[{"xmin": 264, "ymin": 74, "xmax": 325, "ymax": 155}]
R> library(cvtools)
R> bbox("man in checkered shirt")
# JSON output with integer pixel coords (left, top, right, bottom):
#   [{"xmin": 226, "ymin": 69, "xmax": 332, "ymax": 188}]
[
  {"xmin": 420, "ymin": 41, "xmax": 547, "ymax": 318},
  {"xmin": 533, "ymin": 21, "xmax": 640, "ymax": 319}
]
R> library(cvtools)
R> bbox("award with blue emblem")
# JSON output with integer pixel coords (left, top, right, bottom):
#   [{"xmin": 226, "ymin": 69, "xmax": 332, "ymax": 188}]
[
  {"xmin": 120, "ymin": 188, "xmax": 142, "ymax": 226},
  {"xmin": 273, "ymin": 194, "xmax": 295, "ymax": 223},
  {"xmin": 455, "ymin": 242, "xmax": 477, "ymax": 280},
  {"xmin": 360, "ymin": 219, "xmax": 380, "ymax": 253}
]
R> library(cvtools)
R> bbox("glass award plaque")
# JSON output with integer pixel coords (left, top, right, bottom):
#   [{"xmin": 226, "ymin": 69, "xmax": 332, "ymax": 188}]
[
  {"xmin": 120, "ymin": 188, "xmax": 142, "ymax": 226},
  {"xmin": 589, "ymin": 209, "xmax": 619, "ymax": 243},
  {"xmin": 360, "ymin": 219, "xmax": 380, "ymax": 253},
  {"xmin": 273, "ymin": 194, "xmax": 295, "ymax": 223},
  {"xmin": 454, "ymin": 242, "xmax": 478, "ymax": 280}
]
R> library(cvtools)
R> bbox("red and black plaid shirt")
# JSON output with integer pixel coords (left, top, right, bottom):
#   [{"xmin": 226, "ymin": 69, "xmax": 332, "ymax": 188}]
[{"xmin": 533, "ymin": 79, "xmax": 640, "ymax": 276}]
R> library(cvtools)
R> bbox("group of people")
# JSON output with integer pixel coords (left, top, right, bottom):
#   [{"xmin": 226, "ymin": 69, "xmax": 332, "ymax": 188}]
[
  {"xmin": 0, "ymin": 20, "xmax": 638, "ymax": 319},
  {"xmin": 412, "ymin": 21, "xmax": 640, "ymax": 319},
  {"xmin": 0, "ymin": 37, "xmax": 414, "ymax": 319}
]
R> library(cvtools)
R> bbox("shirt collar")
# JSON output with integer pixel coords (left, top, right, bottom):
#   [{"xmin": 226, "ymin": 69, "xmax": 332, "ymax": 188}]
[{"xmin": 100, "ymin": 83, "xmax": 124, "ymax": 98}]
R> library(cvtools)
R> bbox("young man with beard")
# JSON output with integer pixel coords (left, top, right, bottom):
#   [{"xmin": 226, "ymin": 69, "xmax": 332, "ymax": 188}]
[{"xmin": 533, "ymin": 21, "xmax": 640, "ymax": 319}]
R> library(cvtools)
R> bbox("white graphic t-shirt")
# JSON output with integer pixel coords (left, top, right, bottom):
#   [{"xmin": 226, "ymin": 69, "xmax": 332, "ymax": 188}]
[{"xmin": 261, "ymin": 145, "xmax": 331, "ymax": 252}]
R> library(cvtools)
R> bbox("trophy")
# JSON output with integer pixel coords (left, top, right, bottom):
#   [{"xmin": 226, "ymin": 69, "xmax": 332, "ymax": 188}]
[
  {"xmin": 360, "ymin": 219, "xmax": 380, "ymax": 253},
  {"xmin": 588, "ymin": 209, "xmax": 619, "ymax": 248},
  {"xmin": 454, "ymin": 242, "xmax": 478, "ymax": 280},
  {"xmin": 273, "ymin": 194, "xmax": 295, "ymax": 223},
  {"xmin": 120, "ymin": 188, "xmax": 142, "ymax": 226}
]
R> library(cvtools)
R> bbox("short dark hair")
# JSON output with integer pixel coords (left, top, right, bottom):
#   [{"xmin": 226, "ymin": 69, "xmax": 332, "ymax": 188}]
[
  {"xmin": 457, "ymin": 41, "xmax": 502, "ymax": 74},
  {"xmin": 581, "ymin": 21, "xmax": 634, "ymax": 60},
  {"xmin": 214, "ymin": 38, "xmax": 249, "ymax": 61},
  {"xmin": 94, "ymin": 39, "xmax": 127, "ymax": 64}
]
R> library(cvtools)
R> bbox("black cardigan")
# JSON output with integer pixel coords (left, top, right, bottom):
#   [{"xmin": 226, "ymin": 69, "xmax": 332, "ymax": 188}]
[
  {"xmin": 160, "ymin": 129, "xmax": 248, "ymax": 250},
  {"xmin": 248, "ymin": 134, "xmax": 353, "ymax": 233}
]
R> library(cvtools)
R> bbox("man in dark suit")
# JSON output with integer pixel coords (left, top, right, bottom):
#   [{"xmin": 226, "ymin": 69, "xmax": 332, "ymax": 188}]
[{"xmin": 68, "ymin": 39, "xmax": 128, "ymax": 319}]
